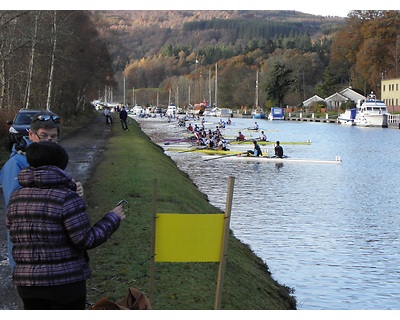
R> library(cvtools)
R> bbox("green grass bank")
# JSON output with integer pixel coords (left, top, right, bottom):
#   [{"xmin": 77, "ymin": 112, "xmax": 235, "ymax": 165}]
[{"xmin": 84, "ymin": 119, "xmax": 297, "ymax": 310}]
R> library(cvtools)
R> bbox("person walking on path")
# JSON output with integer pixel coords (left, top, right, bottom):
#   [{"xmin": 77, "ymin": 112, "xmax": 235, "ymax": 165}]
[
  {"xmin": 119, "ymin": 106, "xmax": 128, "ymax": 130},
  {"xmin": 6, "ymin": 141, "xmax": 126, "ymax": 310},
  {"xmin": 103, "ymin": 107, "xmax": 112, "ymax": 125}
]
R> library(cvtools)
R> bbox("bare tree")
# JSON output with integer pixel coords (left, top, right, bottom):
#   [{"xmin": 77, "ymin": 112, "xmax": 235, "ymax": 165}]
[
  {"xmin": 46, "ymin": 11, "xmax": 57, "ymax": 110},
  {"xmin": 0, "ymin": 11, "xmax": 29, "ymax": 108},
  {"xmin": 25, "ymin": 11, "xmax": 40, "ymax": 109}
]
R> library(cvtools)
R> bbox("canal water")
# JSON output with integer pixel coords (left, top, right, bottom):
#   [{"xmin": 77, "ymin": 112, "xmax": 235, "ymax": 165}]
[{"xmin": 137, "ymin": 116, "xmax": 400, "ymax": 310}]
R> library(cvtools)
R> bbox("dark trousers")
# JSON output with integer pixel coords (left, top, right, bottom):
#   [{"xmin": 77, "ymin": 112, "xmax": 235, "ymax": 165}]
[
  {"xmin": 17, "ymin": 281, "xmax": 86, "ymax": 310},
  {"xmin": 121, "ymin": 119, "xmax": 128, "ymax": 130}
]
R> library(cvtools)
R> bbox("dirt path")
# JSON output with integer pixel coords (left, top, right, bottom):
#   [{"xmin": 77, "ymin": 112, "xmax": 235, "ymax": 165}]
[{"xmin": 0, "ymin": 113, "xmax": 113, "ymax": 309}]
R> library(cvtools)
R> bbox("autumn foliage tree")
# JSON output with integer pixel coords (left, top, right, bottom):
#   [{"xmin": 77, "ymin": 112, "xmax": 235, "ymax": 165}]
[{"xmin": 330, "ymin": 10, "xmax": 400, "ymax": 95}]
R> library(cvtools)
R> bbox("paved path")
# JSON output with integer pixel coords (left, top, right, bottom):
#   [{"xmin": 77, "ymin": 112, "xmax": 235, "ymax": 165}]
[{"xmin": 0, "ymin": 113, "xmax": 113, "ymax": 309}]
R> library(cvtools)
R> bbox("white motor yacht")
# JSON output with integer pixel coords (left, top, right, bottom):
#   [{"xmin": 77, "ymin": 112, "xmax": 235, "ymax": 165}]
[{"xmin": 354, "ymin": 93, "xmax": 390, "ymax": 127}]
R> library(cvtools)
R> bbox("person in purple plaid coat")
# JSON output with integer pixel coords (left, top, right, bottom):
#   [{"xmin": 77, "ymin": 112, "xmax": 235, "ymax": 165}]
[{"xmin": 6, "ymin": 141, "xmax": 126, "ymax": 310}]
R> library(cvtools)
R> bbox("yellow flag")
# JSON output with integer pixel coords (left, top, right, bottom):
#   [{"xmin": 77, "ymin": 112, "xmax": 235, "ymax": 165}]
[{"xmin": 155, "ymin": 213, "xmax": 225, "ymax": 262}]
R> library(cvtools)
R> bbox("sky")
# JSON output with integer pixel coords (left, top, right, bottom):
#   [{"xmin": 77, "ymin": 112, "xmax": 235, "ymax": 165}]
[{"xmin": 2, "ymin": 1, "xmax": 398, "ymax": 18}]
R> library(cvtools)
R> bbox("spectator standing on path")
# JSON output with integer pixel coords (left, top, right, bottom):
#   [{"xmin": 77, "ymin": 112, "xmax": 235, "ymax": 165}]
[
  {"xmin": 6, "ymin": 142, "xmax": 126, "ymax": 310},
  {"xmin": 0, "ymin": 110, "xmax": 84, "ymax": 272},
  {"xmin": 119, "ymin": 106, "xmax": 128, "ymax": 130},
  {"xmin": 103, "ymin": 107, "xmax": 112, "ymax": 125}
]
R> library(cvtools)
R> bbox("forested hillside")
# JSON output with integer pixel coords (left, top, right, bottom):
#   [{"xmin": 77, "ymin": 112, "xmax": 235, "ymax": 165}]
[
  {"xmin": 1, "ymin": 10, "xmax": 398, "ymax": 116},
  {"xmin": 90, "ymin": 10, "xmax": 345, "ymax": 109}
]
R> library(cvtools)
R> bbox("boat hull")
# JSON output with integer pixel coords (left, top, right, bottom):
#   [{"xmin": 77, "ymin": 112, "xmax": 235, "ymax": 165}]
[
  {"xmin": 268, "ymin": 107, "xmax": 285, "ymax": 120},
  {"xmin": 354, "ymin": 114, "xmax": 389, "ymax": 127},
  {"xmin": 202, "ymin": 155, "xmax": 342, "ymax": 164},
  {"xmin": 337, "ymin": 108, "xmax": 356, "ymax": 125},
  {"xmin": 337, "ymin": 119, "xmax": 355, "ymax": 125},
  {"xmin": 252, "ymin": 113, "xmax": 265, "ymax": 119},
  {"xmin": 268, "ymin": 115, "xmax": 285, "ymax": 120},
  {"xmin": 229, "ymin": 140, "xmax": 311, "ymax": 145}
]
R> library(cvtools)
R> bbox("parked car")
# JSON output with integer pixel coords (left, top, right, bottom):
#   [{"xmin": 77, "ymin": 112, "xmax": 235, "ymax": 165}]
[{"xmin": 7, "ymin": 109, "xmax": 41, "ymax": 150}]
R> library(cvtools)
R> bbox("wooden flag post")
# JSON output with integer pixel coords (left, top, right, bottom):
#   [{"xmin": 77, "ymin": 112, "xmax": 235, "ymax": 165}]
[
  {"xmin": 214, "ymin": 176, "xmax": 235, "ymax": 310},
  {"xmin": 149, "ymin": 178, "xmax": 157, "ymax": 307}
]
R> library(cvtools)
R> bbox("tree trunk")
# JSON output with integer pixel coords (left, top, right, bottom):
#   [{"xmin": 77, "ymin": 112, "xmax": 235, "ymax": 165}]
[
  {"xmin": 46, "ymin": 11, "xmax": 57, "ymax": 111},
  {"xmin": 25, "ymin": 12, "xmax": 40, "ymax": 109}
]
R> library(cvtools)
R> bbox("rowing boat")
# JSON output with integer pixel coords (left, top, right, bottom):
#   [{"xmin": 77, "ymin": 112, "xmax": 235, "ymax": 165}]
[
  {"xmin": 202, "ymin": 154, "xmax": 342, "ymax": 164},
  {"xmin": 228, "ymin": 140, "xmax": 312, "ymax": 145}
]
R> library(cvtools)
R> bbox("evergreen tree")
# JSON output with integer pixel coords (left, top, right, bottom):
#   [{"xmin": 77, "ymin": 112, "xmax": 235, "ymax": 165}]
[
  {"xmin": 315, "ymin": 68, "xmax": 340, "ymax": 97},
  {"xmin": 265, "ymin": 63, "xmax": 294, "ymax": 107}
]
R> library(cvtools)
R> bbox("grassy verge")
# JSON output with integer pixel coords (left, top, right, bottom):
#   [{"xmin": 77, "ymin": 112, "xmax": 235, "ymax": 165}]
[{"xmin": 84, "ymin": 119, "xmax": 297, "ymax": 310}]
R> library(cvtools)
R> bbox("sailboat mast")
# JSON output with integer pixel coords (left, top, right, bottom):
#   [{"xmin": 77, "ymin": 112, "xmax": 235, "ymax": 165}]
[
  {"xmin": 255, "ymin": 70, "xmax": 259, "ymax": 108},
  {"xmin": 208, "ymin": 68, "xmax": 212, "ymax": 108},
  {"xmin": 215, "ymin": 63, "xmax": 218, "ymax": 107}
]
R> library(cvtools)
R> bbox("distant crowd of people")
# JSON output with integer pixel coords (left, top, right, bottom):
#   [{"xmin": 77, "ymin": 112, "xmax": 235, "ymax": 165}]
[
  {"xmin": 183, "ymin": 117, "xmax": 283, "ymax": 158},
  {"xmin": 187, "ymin": 119, "xmax": 230, "ymax": 151},
  {"xmin": 102, "ymin": 106, "xmax": 128, "ymax": 130}
]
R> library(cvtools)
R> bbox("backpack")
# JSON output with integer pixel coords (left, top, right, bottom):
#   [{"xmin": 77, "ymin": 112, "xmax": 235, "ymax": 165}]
[{"xmin": 90, "ymin": 287, "xmax": 151, "ymax": 310}]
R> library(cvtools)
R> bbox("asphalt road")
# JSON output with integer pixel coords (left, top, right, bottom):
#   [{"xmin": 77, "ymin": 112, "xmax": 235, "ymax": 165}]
[{"xmin": 0, "ymin": 113, "xmax": 113, "ymax": 309}]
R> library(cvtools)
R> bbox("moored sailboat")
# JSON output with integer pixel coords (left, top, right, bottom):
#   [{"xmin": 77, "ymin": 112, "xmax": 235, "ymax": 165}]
[{"xmin": 251, "ymin": 70, "xmax": 265, "ymax": 119}]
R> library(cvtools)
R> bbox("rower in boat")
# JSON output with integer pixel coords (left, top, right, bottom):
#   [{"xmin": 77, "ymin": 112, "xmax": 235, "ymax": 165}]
[
  {"xmin": 236, "ymin": 131, "xmax": 245, "ymax": 141},
  {"xmin": 205, "ymin": 133, "xmax": 216, "ymax": 149},
  {"xmin": 258, "ymin": 130, "xmax": 267, "ymax": 141},
  {"xmin": 246, "ymin": 140, "xmax": 262, "ymax": 157},
  {"xmin": 274, "ymin": 141, "xmax": 284, "ymax": 158},
  {"xmin": 216, "ymin": 137, "xmax": 229, "ymax": 151},
  {"xmin": 248, "ymin": 121, "xmax": 259, "ymax": 130},
  {"xmin": 194, "ymin": 130, "xmax": 204, "ymax": 145}
]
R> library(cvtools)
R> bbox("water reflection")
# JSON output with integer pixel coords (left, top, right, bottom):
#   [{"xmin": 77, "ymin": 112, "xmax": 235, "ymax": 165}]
[{"xmin": 139, "ymin": 117, "xmax": 400, "ymax": 310}]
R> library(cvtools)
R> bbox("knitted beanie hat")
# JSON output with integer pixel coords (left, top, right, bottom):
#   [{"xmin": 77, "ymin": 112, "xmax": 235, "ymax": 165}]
[{"xmin": 26, "ymin": 141, "xmax": 69, "ymax": 170}]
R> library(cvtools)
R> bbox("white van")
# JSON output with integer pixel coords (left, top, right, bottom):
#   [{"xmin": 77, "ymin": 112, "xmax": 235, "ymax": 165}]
[
  {"xmin": 131, "ymin": 106, "xmax": 143, "ymax": 115},
  {"xmin": 166, "ymin": 105, "xmax": 177, "ymax": 116}
]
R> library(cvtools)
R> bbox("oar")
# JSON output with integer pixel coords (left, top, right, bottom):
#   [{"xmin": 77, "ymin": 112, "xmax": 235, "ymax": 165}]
[
  {"xmin": 203, "ymin": 152, "xmax": 248, "ymax": 161},
  {"xmin": 178, "ymin": 146, "xmax": 206, "ymax": 153},
  {"xmin": 233, "ymin": 139, "xmax": 254, "ymax": 145}
]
